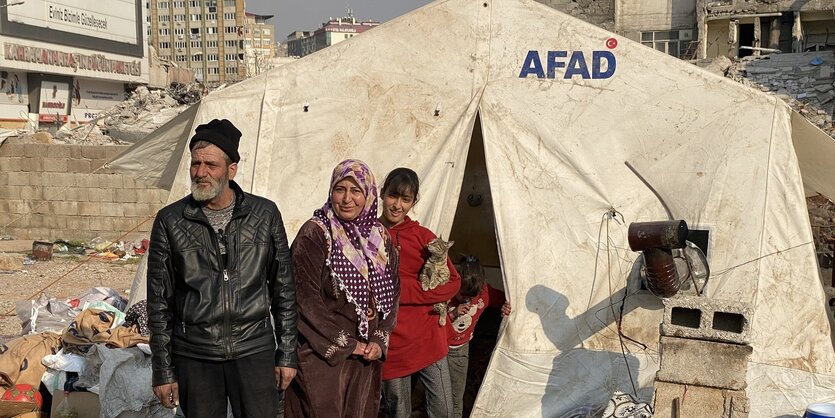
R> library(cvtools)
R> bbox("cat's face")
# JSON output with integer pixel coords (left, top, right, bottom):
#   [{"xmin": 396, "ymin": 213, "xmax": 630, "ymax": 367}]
[{"xmin": 427, "ymin": 237, "xmax": 454, "ymax": 255}]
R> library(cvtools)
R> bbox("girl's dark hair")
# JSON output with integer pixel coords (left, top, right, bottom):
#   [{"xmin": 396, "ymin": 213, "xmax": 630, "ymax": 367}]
[
  {"xmin": 381, "ymin": 167, "xmax": 420, "ymax": 200},
  {"xmin": 458, "ymin": 255, "xmax": 485, "ymax": 298}
]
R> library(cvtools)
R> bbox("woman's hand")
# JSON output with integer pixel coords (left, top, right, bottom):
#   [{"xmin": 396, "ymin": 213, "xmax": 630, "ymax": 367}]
[
  {"xmin": 363, "ymin": 342, "xmax": 383, "ymax": 361},
  {"xmin": 352, "ymin": 342, "xmax": 368, "ymax": 356},
  {"xmin": 501, "ymin": 301, "xmax": 512, "ymax": 317}
]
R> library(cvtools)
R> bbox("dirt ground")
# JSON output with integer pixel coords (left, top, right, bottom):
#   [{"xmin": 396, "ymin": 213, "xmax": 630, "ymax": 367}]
[{"xmin": 0, "ymin": 254, "xmax": 138, "ymax": 337}]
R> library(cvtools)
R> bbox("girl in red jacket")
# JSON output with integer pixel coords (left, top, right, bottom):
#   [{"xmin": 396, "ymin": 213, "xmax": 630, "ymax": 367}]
[{"xmin": 379, "ymin": 167, "xmax": 461, "ymax": 418}]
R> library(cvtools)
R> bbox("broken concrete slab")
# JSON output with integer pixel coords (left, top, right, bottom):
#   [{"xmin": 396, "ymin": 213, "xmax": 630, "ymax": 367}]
[
  {"xmin": 0, "ymin": 240, "xmax": 34, "ymax": 253},
  {"xmin": 653, "ymin": 381, "xmax": 749, "ymax": 418},
  {"xmin": 0, "ymin": 253, "xmax": 24, "ymax": 272},
  {"xmin": 656, "ymin": 336, "xmax": 752, "ymax": 390}
]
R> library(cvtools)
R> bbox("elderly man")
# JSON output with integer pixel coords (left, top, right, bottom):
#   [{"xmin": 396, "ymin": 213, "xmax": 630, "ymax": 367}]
[{"xmin": 148, "ymin": 119, "xmax": 297, "ymax": 417}]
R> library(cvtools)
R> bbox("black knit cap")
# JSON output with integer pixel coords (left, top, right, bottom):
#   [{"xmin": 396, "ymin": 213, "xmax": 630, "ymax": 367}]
[{"xmin": 189, "ymin": 119, "xmax": 242, "ymax": 163}]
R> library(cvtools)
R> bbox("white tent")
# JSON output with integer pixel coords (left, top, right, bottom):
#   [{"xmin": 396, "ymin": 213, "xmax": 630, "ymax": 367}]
[{"xmin": 112, "ymin": 0, "xmax": 835, "ymax": 415}]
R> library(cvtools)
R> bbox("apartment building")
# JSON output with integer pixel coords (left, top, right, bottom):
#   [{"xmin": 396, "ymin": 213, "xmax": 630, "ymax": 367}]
[
  {"xmin": 147, "ymin": 0, "xmax": 245, "ymax": 86},
  {"xmin": 242, "ymin": 12, "xmax": 274, "ymax": 77}
]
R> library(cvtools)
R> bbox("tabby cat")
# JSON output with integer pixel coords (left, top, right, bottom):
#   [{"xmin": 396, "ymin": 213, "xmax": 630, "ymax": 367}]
[{"xmin": 419, "ymin": 237, "xmax": 454, "ymax": 326}]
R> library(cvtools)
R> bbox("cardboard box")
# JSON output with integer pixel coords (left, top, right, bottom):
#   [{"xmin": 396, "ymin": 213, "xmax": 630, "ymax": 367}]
[{"xmin": 49, "ymin": 392, "xmax": 99, "ymax": 418}]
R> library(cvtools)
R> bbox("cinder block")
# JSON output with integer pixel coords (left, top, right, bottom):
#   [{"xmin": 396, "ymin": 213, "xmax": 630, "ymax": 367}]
[
  {"xmin": 122, "ymin": 176, "xmax": 136, "ymax": 189},
  {"xmin": 31, "ymin": 200, "xmax": 50, "ymax": 215},
  {"xmin": 64, "ymin": 188, "xmax": 88, "ymax": 202},
  {"xmin": 661, "ymin": 296, "xmax": 752, "ymax": 345},
  {"xmin": 78, "ymin": 202, "xmax": 100, "ymax": 216},
  {"xmin": 90, "ymin": 159, "xmax": 109, "ymax": 172},
  {"xmin": 69, "ymin": 145, "xmax": 83, "ymax": 159},
  {"xmin": 66, "ymin": 216, "xmax": 90, "ymax": 231},
  {"xmin": 0, "ymin": 157, "xmax": 22, "ymax": 171},
  {"xmin": 105, "ymin": 145, "xmax": 129, "ymax": 159},
  {"xmin": 23, "ymin": 143, "xmax": 48, "ymax": 158},
  {"xmin": 124, "ymin": 203, "xmax": 153, "ymax": 217},
  {"xmin": 656, "ymin": 336, "xmax": 752, "ymax": 390},
  {"xmin": 42, "ymin": 186, "xmax": 66, "ymax": 200},
  {"xmin": 46, "ymin": 145, "xmax": 69, "ymax": 158},
  {"xmin": 19, "ymin": 157, "xmax": 44, "ymax": 172},
  {"xmin": 114, "ymin": 188, "xmax": 138, "ymax": 203},
  {"xmin": 98, "ymin": 202, "xmax": 125, "ymax": 217},
  {"xmin": 0, "ymin": 185, "xmax": 22, "ymax": 200},
  {"xmin": 7, "ymin": 200, "xmax": 30, "ymax": 214},
  {"xmin": 97, "ymin": 174, "xmax": 124, "ymax": 189},
  {"xmin": 653, "ymin": 381, "xmax": 748, "ymax": 418},
  {"xmin": 81, "ymin": 146, "xmax": 106, "ymax": 159},
  {"xmin": 0, "ymin": 143, "xmax": 25, "ymax": 157},
  {"xmin": 87, "ymin": 188, "xmax": 113, "ymax": 202},
  {"xmin": 7, "ymin": 172, "xmax": 28, "ymax": 186},
  {"xmin": 42, "ymin": 157, "xmax": 68, "ymax": 172},
  {"xmin": 49, "ymin": 201, "xmax": 79, "ymax": 216},
  {"xmin": 0, "ymin": 253, "xmax": 24, "ymax": 272},
  {"xmin": 67, "ymin": 159, "xmax": 92, "ymax": 173},
  {"xmin": 19, "ymin": 186, "xmax": 42, "ymax": 200},
  {"xmin": 88, "ymin": 216, "xmax": 113, "ymax": 232}
]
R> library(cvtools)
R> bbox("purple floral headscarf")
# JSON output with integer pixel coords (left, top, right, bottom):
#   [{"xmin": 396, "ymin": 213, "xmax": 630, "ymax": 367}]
[{"xmin": 313, "ymin": 159, "xmax": 396, "ymax": 339}]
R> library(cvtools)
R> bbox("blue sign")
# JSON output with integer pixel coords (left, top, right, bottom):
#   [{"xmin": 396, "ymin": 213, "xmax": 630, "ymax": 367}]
[{"xmin": 519, "ymin": 50, "xmax": 617, "ymax": 80}]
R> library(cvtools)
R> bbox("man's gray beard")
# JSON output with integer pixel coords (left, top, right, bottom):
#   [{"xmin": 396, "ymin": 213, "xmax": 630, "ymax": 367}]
[{"xmin": 191, "ymin": 176, "xmax": 228, "ymax": 202}]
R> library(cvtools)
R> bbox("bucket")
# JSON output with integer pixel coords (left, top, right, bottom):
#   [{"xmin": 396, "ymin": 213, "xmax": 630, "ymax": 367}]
[
  {"xmin": 32, "ymin": 241, "xmax": 53, "ymax": 261},
  {"xmin": 807, "ymin": 403, "xmax": 835, "ymax": 418}
]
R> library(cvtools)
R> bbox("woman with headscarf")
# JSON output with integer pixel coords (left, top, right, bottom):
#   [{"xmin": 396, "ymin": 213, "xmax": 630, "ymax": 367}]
[{"xmin": 285, "ymin": 159, "xmax": 400, "ymax": 418}]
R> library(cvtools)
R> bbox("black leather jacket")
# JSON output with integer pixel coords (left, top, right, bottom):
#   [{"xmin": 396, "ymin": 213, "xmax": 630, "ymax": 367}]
[{"xmin": 147, "ymin": 181, "xmax": 297, "ymax": 386}]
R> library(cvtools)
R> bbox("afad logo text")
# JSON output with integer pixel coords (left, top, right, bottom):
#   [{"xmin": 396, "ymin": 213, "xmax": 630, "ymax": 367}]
[{"xmin": 519, "ymin": 38, "xmax": 618, "ymax": 80}]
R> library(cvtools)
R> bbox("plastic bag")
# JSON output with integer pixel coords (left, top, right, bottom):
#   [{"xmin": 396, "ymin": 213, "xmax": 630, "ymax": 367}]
[{"xmin": 55, "ymin": 392, "xmax": 79, "ymax": 418}]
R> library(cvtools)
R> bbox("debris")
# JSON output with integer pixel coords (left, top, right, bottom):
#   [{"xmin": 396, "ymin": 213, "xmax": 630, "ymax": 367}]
[{"xmin": 0, "ymin": 253, "xmax": 24, "ymax": 272}]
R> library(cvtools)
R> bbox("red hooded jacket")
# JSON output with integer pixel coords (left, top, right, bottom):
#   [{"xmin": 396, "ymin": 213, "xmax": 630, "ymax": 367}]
[{"xmin": 382, "ymin": 217, "xmax": 461, "ymax": 380}]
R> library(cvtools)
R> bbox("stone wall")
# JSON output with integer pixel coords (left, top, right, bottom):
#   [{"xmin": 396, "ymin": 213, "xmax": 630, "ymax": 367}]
[
  {"xmin": 537, "ymin": 0, "xmax": 616, "ymax": 30},
  {"xmin": 0, "ymin": 142, "xmax": 168, "ymax": 241}
]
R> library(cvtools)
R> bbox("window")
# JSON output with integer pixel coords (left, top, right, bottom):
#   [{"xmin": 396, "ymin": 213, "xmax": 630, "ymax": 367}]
[
  {"xmin": 263, "ymin": 29, "xmax": 270, "ymax": 35},
  {"xmin": 641, "ymin": 30, "xmax": 683, "ymax": 57},
  {"xmin": 173, "ymin": 14, "xmax": 185, "ymax": 21},
  {"xmin": 192, "ymin": 54, "xmax": 203, "ymax": 61},
  {"xmin": 206, "ymin": 13, "xmax": 217, "ymax": 20},
  {"xmin": 223, "ymin": 12, "xmax": 235, "ymax": 20},
  {"xmin": 158, "ymin": 1, "xmax": 169, "ymax": 8},
  {"xmin": 206, "ymin": 54, "xmax": 218, "ymax": 61},
  {"xmin": 207, "ymin": 67, "xmax": 220, "ymax": 75},
  {"xmin": 159, "ymin": 41, "xmax": 171, "ymax": 49},
  {"xmin": 176, "ymin": 55, "xmax": 187, "ymax": 61},
  {"xmin": 254, "ymin": 40, "xmax": 261, "ymax": 47},
  {"xmin": 226, "ymin": 66, "xmax": 238, "ymax": 75},
  {"xmin": 206, "ymin": 40, "xmax": 218, "ymax": 48},
  {"xmin": 190, "ymin": 14, "xmax": 201, "ymax": 21},
  {"xmin": 189, "ymin": 0, "xmax": 200, "ymax": 6},
  {"xmin": 159, "ymin": 28, "xmax": 170, "ymax": 35},
  {"xmin": 224, "ymin": 53, "xmax": 237, "ymax": 61},
  {"xmin": 174, "ymin": 28, "xmax": 185, "ymax": 35},
  {"xmin": 175, "ymin": 41, "xmax": 186, "ymax": 48},
  {"xmin": 224, "ymin": 26, "xmax": 238, "ymax": 34},
  {"xmin": 206, "ymin": 27, "xmax": 217, "ymax": 34},
  {"xmin": 223, "ymin": 0, "xmax": 235, "ymax": 6},
  {"xmin": 159, "ymin": 15, "xmax": 170, "ymax": 22},
  {"xmin": 173, "ymin": 1, "xmax": 185, "ymax": 7},
  {"xmin": 191, "ymin": 40, "xmax": 201, "ymax": 48}
]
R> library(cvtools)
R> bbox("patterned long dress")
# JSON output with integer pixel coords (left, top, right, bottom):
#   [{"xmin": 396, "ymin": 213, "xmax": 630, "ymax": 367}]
[{"xmin": 285, "ymin": 220, "xmax": 400, "ymax": 418}]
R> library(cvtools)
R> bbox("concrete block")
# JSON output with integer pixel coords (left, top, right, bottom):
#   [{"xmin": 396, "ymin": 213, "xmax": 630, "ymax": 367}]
[
  {"xmin": 64, "ymin": 188, "xmax": 88, "ymax": 202},
  {"xmin": 653, "ymin": 381, "xmax": 748, "ymax": 418},
  {"xmin": 124, "ymin": 203, "xmax": 154, "ymax": 217},
  {"xmin": 88, "ymin": 216, "xmax": 113, "ymax": 232},
  {"xmin": 661, "ymin": 295, "xmax": 752, "ymax": 345},
  {"xmin": 43, "ymin": 186, "xmax": 68, "ymax": 200},
  {"xmin": 0, "ymin": 157, "xmax": 22, "ymax": 171},
  {"xmin": 0, "ymin": 171, "xmax": 7, "ymax": 186},
  {"xmin": 81, "ymin": 146, "xmax": 106, "ymax": 159},
  {"xmin": 66, "ymin": 216, "xmax": 90, "ymax": 231},
  {"xmin": 49, "ymin": 173, "xmax": 82, "ymax": 188},
  {"xmin": 19, "ymin": 186, "xmax": 41, "ymax": 200},
  {"xmin": 78, "ymin": 202, "xmax": 100, "ymax": 216},
  {"xmin": 656, "ymin": 336, "xmax": 752, "ymax": 390},
  {"xmin": 8, "ymin": 172, "xmax": 29, "ymax": 186},
  {"xmin": 19, "ymin": 157, "xmax": 44, "ymax": 172},
  {"xmin": 122, "ymin": 176, "xmax": 136, "ymax": 189},
  {"xmin": 67, "ymin": 158, "xmax": 92, "ymax": 173},
  {"xmin": 7, "ymin": 200, "xmax": 30, "ymax": 214},
  {"xmin": 49, "ymin": 201, "xmax": 79, "ymax": 216},
  {"xmin": 100, "ymin": 202, "xmax": 126, "ymax": 217},
  {"xmin": 0, "ymin": 185, "xmax": 22, "ymax": 200},
  {"xmin": 0, "ymin": 240, "xmax": 33, "ymax": 253},
  {"xmin": 26, "ymin": 172, "xmax": 46, "ymax": 187},
  {"xmin": 31, "ymin": 200, "xmax": 50, "ymax": 215},
  {"xmin": 87, "ymin": 188, "xmax": 113, "ymax": 202},
  {"xmin": 114, "ymin": 188, "xmax": 138, "ymax": 203},
  {"xmin": 42, "ymin": 157, "xmax": 68, "ymax": 172},
  {"xmin": 97, "ymin": 174, "xmax": 124, "ymax": 189},
  {"xmin": 69, "ymin": 145, "xmax": 83, "ymax": 159},
  {"xmin": 23, "ymin": 143, "xmax": 48, "ymax": 158},
  {"xmin": 46, "ymin": 145, "xmax": 69, "ymax": 158},
  {"xmin": 105, "ymin": 145, "xmax": 129, "ymax": 159},
  {"xmin": 90, "ymin": 159, "xmax": 109, "ymax": 172},
  {"xmin": 0, "ymin": 253, "xmax": 24, "ymax": 272},
  {"xmin": 0, "ymin": 143, "xmax": 25, "ymax": 157}
]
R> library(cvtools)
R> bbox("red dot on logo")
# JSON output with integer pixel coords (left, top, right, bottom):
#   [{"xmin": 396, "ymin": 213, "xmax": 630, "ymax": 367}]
[{"xmin": 606, "ymin": 38, "xmax": 618, "ymax": 49}]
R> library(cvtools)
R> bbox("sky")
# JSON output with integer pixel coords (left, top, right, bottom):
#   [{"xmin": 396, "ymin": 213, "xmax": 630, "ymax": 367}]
[{"xmin": 245, "ymin": 0, "xmax": 433, "ymax": 39}]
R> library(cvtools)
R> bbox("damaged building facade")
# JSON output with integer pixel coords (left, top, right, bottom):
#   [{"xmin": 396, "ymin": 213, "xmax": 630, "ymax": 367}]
[
  {"xmin": 0, "ymin": 0, "xmax": 148, "ymax": 129},
  {"xmin": 699, "ymin": 0, "xmax": 835, "ymax": 59}
]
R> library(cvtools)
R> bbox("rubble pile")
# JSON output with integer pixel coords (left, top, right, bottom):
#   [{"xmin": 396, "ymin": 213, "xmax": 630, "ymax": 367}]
[{"xmin": 729, "ymin": 51, "xmax": 835, "ymax": 134}]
